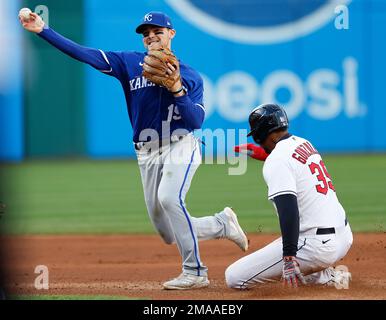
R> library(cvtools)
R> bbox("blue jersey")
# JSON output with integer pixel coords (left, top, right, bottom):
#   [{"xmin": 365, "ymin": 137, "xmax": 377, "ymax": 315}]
[
  {"xmin": 100, "ymin": 51, "xmax": 205, "ymax": 142},
  {"xmin": 38, "ymin": 27, "xmax": 205, "ymax": 142}
]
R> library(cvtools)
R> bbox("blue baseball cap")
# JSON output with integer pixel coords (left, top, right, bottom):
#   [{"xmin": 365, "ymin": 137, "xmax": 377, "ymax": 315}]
[{"xmin": 136, "ymin": 12, "xmax": 174, "ymax": 34}]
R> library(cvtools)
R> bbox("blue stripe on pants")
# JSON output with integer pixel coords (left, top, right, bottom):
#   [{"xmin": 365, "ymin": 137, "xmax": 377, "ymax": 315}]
[{"xmin": 179, "ymin": 147, "xmax": 201, "ymax": 276}]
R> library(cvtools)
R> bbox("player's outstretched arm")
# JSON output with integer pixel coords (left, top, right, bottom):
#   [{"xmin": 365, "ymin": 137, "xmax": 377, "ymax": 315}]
[
  {"xmin": 234, "ymin": 143, "xmax": 268, "ymax": 161},
  {"xmin": 18, "ymin": 9, "xmax": 110, "ymax": 72}
]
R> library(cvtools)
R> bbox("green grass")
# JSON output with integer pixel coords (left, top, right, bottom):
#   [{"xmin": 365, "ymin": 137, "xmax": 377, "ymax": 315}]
[
  {"xmin": 10, "ymin": 294, "xmax": 140, "ymax": 300},
  {"xmin": 1, "ymin": 155, "xmax": 385, "ymax": 235}
]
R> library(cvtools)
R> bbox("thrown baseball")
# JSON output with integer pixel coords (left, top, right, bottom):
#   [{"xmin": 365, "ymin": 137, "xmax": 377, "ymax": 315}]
[{"xmin": 19, "ymin": 8, "xmax": 32, "ymax": 21}]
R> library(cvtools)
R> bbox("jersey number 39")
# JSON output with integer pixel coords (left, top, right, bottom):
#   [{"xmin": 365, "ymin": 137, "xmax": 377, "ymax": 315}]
[{"xmin": 309, "ymin": 160, "xmax": 335, "ymax": 195}]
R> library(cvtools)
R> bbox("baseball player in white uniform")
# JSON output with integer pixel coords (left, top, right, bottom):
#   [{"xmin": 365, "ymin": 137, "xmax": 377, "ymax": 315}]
[{"xmin": 227, "ymin": 103, "xmax": 353, "ymax": 289}]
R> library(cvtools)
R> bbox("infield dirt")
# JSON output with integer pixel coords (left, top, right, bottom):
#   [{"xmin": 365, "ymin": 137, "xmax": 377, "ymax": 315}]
[{"xmin": 2, "ymin": 233, "xmax": 385, "ymax": 299}]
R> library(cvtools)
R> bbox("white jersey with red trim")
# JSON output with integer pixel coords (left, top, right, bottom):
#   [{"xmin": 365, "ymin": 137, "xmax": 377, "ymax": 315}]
[{"xmin": 262, "ymin": 135, "xmax": 346, "ymax": 232}]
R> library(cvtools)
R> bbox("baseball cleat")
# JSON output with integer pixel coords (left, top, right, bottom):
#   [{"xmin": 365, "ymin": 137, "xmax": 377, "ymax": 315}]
[
  {"xmin": 162, "ymin": 273, "xmax": 210, "ymax": 290},
  {"xmin": 325, "ymin": 267, "xmax": 352, "ymax": 288},
  {"xmin": 223, "ymin": 207, "xmax": 249, "ymax": 252}
]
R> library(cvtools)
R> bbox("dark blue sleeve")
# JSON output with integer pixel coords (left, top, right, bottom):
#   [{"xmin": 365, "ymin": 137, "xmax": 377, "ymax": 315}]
[
  {"xmin": 174, "ymin": 72, "xmax": 205, "ymax": 129},
  {"xmin": 273, "ymin": 194, "xmax": 300, "ymax": 257},
  {"xmin": 37, "ymin": 26, "xmax": 125, "ymax": 78}
]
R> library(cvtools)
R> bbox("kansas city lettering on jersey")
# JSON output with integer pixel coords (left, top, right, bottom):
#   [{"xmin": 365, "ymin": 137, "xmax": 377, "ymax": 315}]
[
  {"xmin": 129, "ymin": 76, "xmax": 156, "ymax": 91},
  {"xmin": 292, "ymin": 141, "xmax": 319, "ymax": 164}
]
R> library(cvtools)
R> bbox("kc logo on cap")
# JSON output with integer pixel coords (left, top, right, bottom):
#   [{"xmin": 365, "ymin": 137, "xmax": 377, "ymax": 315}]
[
  {"xmin": 144, "ymin": 14, "xmax": 153, "ymax": 22},
  {"xmin": 136, "ymin": 11, "xmax": 174, "ymax": 34}
]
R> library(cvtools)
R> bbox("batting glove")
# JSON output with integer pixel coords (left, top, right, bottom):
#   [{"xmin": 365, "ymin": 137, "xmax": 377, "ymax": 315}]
[
  {"xmin": 282, "ymin": 256, "xmax": 306, "ymax": 288},
  {"xmin": 234, "ymin": 143, "xmax": 268, "ymax": 161}
]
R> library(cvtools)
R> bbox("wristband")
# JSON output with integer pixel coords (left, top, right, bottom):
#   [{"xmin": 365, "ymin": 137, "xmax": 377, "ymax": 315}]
[{"xmin": 171, "ymin": 86, "xmax": 187, "ymax": 95}]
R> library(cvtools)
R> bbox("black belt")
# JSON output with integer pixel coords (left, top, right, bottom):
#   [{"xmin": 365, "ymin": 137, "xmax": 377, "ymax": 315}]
[
  {"xmin": 316, "ymin": 218, "xmax": 348, "ymax": 235},
  {"xmin": 134, "ymin": 135, "xmax": 186, "ymax": 151}
]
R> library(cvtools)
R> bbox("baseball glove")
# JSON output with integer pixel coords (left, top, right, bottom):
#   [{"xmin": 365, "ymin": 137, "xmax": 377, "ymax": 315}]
[{"xmin": 142, "ymin": 48, "xmax": 181, "ymax": 91}]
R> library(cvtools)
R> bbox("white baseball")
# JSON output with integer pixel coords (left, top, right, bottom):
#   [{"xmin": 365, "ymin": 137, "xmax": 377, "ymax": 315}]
[{"xmin": 19, "ymin": 8, "xmax": 32, "ymax": 21}]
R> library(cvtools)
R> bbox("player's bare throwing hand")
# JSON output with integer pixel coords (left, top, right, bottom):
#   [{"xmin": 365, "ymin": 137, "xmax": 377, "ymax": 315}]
[{"xmin": 18, "ymin": 9, "xmax": 44, "ymax": 33}]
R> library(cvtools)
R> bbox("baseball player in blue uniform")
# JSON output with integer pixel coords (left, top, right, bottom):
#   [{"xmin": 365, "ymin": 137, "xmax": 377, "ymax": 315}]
[{"xmin": 19, "ymin": 10, "xmax": 249, "ymax": 290}]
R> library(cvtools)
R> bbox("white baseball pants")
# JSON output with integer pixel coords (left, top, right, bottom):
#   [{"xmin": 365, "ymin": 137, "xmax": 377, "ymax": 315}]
[
  {"xmin": 225, "ymin": 223, "xmax": 353, "ymax": 289},
  {"xmin": 135, "ymin": 133, "xmax": 230, "ymax": 277}
]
